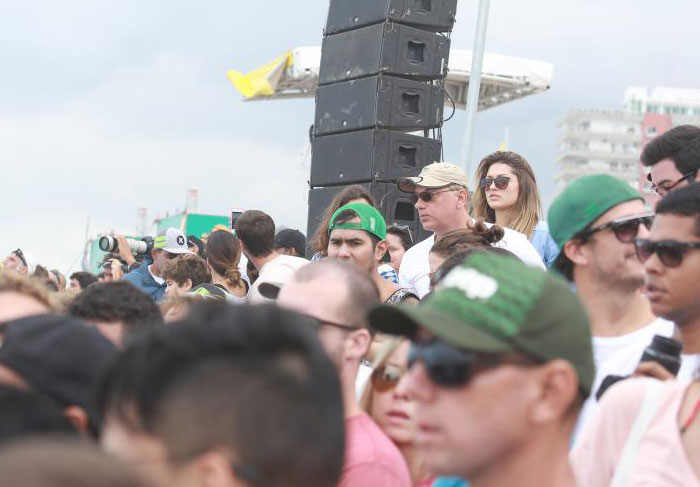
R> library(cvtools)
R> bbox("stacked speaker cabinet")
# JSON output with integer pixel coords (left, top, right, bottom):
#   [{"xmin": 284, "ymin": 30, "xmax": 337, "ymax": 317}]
[{"xmin": 308, "ymin": 0, "xmax": 458, "ymax": 248}]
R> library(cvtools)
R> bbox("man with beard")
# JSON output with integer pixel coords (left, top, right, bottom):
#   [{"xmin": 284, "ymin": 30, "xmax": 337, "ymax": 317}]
[
  {"xmin": 277, "ymin": 260, "xmax": 411, "ymax": 487},
  {"xmin": 548, "ymin": 174, "xmax": 673, "ymax": 433}
]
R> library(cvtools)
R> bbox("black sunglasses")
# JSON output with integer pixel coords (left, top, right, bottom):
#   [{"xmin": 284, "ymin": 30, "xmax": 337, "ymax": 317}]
[
  {"xmin": 578, "ymin": 213, "xmax": 654, "ymax": 244},
  {"xmin": 647, "ymin": 170, "xmax": 697, "ymax": 196},
  {"xmin": 408, "ymin": 339, "xmax": 536, "ymax": 388},
  {"xmin": 479, "ymin": 176, "xmax": 510, "ymax": 191},
  {"xmin": 411, "ymin": 188, "xmax": 457, "ymax": 204},
  {"xmin": 635, "ymin": 238, "xmax": 700, "ymax": 268}
]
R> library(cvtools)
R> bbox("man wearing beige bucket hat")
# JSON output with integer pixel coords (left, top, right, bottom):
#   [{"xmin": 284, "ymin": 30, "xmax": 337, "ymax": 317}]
[{"xmin": 397, "ymin": 162, "xmax": 544, "ymax": 298}]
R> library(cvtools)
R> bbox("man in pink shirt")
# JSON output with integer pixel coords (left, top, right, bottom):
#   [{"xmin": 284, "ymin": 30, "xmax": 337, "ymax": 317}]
[{"xmin": 278, "ymin": 260, "xmax": 411, "ymax": 487}]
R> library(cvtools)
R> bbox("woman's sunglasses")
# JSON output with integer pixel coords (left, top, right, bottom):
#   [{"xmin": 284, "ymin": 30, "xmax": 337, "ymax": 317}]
[
  {"xmin": 408, "ymin": 339, "xmax": 536, "ymax": 388},
  {"xmin": 479, "ymin": 176, "xmax": 510, "ymax": 191},
  {"xmin": 635, "ymin": 238, "xmax": 700, "ymax": 268},
  {"xmin": 578, "ymin": 213, "xmax": 654, "ymax": 244},
  {"xmin": 371, "ymin": 364, "xmax": 406, "ymax": 392}
]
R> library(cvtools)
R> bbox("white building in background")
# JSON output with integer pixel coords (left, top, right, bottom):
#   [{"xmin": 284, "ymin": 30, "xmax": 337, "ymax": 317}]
[
  {"xmin": 556, "ymin": 110, "xmax": 642, "ymax": 190},
  {"xmin": 556, "ymin": 86, "xmax": 700, "ymax": 194}
]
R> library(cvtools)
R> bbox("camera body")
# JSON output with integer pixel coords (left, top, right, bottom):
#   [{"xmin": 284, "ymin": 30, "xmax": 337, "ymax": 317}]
[
  {"xmin": 595, "ymin": 335, "xmax": 683, "ymax": 400},
  {"xmin": 98, "ymin": 236, "xmax": 154, "ymax": 256}
]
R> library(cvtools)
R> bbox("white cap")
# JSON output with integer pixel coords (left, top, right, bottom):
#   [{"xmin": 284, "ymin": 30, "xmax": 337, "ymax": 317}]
[{"xmin": 154, "ymin": 228, "xmax": 193, "ymax": 255}]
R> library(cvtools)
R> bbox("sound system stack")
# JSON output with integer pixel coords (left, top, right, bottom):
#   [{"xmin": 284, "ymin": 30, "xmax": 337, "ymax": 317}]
[{"xmin": 308, "ymin": 0, "xmax": 458, "ymax": 250}]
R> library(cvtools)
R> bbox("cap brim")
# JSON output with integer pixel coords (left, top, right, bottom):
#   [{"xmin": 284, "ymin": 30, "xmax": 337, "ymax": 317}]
[
  {"xmin": 397, "ymin": 176, "xmax": 454, "ymax": 193},
  {"xmin": 368, "ymin": 305, "xmax": 511, "ymax": 354},
  {"xmin": 258, "ymin": 282, "xmax": 281, "ymax": 300},
  {"xmin": 163, "ymin": 248, "xmax": 194, "ymax": 255}
]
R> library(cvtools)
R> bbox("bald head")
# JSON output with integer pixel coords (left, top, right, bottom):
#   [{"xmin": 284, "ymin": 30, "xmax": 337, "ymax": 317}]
[{"xmin": 278, "ymin": 260, "xmax": 379, "ymax": 328}]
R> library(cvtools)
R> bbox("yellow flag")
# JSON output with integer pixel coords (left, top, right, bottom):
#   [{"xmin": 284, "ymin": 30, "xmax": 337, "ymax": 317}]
[{"xmin": 227, "ymin": 51, "xmax": 293, "ymax": 99}]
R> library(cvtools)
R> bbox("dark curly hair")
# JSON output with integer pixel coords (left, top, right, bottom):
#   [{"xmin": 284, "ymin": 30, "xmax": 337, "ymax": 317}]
[{"xmin": 68, "ymin": 282, "xmax": 163, "ymax": 334}]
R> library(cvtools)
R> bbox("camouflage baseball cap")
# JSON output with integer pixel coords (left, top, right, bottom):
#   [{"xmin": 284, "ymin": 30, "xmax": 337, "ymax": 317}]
[{"xmin": 369, "ymin": 252, "xmax": 595, "ymax": 395}]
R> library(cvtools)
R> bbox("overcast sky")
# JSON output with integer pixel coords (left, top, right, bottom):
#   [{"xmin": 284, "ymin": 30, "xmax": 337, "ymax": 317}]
[{"xmin": 2, "ymin": 0, "xmax": 699, "ymax": 272}]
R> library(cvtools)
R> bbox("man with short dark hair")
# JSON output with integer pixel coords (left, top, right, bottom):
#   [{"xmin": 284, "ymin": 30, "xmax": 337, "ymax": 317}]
[
  {"xmin": 68, "ymin": 282, "xmax": 163, "ymax": 346},
  {"xmin": 97, "ymin": 303, "xmax": 345, "ymax": 487},
  {"xmin": 122, "ymin": 228, "xmax": 192, "ymax": 302},
  {"xmin": 277, "ymin": 260, "xmax": 411, "ymax": 487},
  {"xmin": 636, "ymin": 183, "xmax": 700, "ymax": 377},
  {"xmin": 327, "ymin": 203, "xmax": 418, "ymax": 304},
  {"xmin": 69, "ymin": 271, "xmax": 98, "ymax": 292},
  {"xmin": 275, "ymin": 228, "xmax": 307, "ymax": 258},
  {"xmin": 641, "ymin": 124, "xmax": 700, "ymax": 197},
  {"xmin": 548, "ymin": 174, "xmax": 673, "ymax": 432},
  {"xmin": 235, "ymin": 210, "xmax": 307, "ymax": 303},
  {"xmin": 369, "ymin": 252, "xmax": 594, "ymax": 487},
  {"xmin": 162, "ymin": 254, "xmax": 211, "ymax": 298},
  {"xmin": 397, "ymin": 162, "xmax": 544, "ymax": 298}
]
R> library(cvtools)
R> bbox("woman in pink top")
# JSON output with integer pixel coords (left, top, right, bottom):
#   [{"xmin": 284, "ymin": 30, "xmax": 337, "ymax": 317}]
[
  {"xmin": 362, "ymin": 337, "xmax": 435, "ymax": 487},
  {"xmin": 571, "ymin": 375, "xmax": 700, "ymax": 486}
]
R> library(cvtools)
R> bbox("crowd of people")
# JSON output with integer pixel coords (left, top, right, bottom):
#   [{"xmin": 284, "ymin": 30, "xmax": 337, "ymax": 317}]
[{"xmin": 0, "ymin": 124, "xmax": 699, "ymax": 487}]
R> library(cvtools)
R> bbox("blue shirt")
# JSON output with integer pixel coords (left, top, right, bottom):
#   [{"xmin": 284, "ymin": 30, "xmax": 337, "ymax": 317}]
[
  {"xmin": 530, "ymin": 221, "xmax": 559, "ymax": 268},
  {"xmin": 432, "ymin": 477, "xmax": 469, "ymax": 487},
  {"xmin": 122, "ymin": 263, "xmax": 166, "ymax": 302}
]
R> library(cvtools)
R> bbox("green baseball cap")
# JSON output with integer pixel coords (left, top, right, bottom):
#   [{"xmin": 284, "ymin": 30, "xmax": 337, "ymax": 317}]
[
  {"xmin": 368, "ymin": 252, "xmax": 595, "ymax": 396},
  {"xmin": 548, "ymin": 174, "xmax": 643, "ymax": 251},
  {"xmin": 328, "ymin": 203, "xmax": 387, "ymax": 240}
]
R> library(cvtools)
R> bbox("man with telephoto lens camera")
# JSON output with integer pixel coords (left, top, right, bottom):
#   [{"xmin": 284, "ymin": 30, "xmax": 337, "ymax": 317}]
[
  {"xmin": 548, "ymin": 174, "xmax": 675, "ymax": 435},
  {"xmin": 120, "ymin": 228, "xmax": 192, "ymax": 302}
]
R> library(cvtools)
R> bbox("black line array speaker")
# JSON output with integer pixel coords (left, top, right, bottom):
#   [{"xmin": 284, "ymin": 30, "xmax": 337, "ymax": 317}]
[
  {"xmin": 310, "ymin": 129, "xmax": 442, "ymax": 187},
  {"xmin": 325, "ymin": 0, "xmax": 458, "ymax": 35},
  {"xmin": 319, "ymin": 22, "xmax": 450, "ymax": 84},
  {"xmin": 307, "ymin": 0, "xmax": 457, "ymax": 246},
  {"xmin": 315, "ymin": 75, "xmax": 444, "ymax": 135}
]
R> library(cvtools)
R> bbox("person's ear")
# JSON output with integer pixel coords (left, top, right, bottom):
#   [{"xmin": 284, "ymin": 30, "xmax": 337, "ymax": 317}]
[
  {"xmin": 528, "ymin": 360, "xmax": 579, "ymax": 425},
  {"xmin": 184, "ymin": 278, "xmax": 193, "ymax": 292},
  {"xmin": 375, "ymin": 240, "xmax": 388, "ymax": 263},
  {"xmin": 63, "ymin": 406, "xmax": 90, "ymax": 435},
  {"xmin": 563, "ymin": 239, "xmax": 588, "ymax": 267},
  {"xmin": 344, "ymin": 328, "xmax": 372, "ymax": 362},
  {"xmin": 456, "ymin": 188, "xmax": 468, "ymax": 209},
  {"xmin": 194, "ymin": 450, "xmax": 246, "ymax": 487}
]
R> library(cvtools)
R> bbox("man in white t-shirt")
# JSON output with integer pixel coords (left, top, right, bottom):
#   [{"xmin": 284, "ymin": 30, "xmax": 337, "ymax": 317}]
[
  {"xmin": 638, "ymin": 184, "xmax": 700, "ymax": 379},
  {"xmin": 234, "ymin": 210, "xmax": 308, "ymax": 303},
  {"xmin": 396, "ymin": 162, "xmax": 544, "ymax": 298},
  {"xmin": 548, "ymin": 174, "xmax": 674, "ymax": 436}
]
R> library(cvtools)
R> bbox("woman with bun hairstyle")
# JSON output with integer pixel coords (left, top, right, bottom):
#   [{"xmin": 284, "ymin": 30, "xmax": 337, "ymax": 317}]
[
  {"xmin": 204, "ymin": 230, "xmax": 248, "ymax": 302},
  {"xmin": 472, "ymin": 151, "xmax": 558, "ymax": 266},
  {"xmin": 428, "ymin": 220, "xmax": 504, "ymax": 277}
]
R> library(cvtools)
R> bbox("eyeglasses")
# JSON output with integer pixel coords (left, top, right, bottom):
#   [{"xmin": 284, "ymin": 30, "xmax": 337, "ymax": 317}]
[
  {"xmin": 302, "ymin": 314, "xmax": 360, "ymax": 333},
  {"xmin": 648, "ymin": 170, "xmax": 697, "ymax": 196},
  {"xmin": 635, "ymin": 238, "xmax": 700, "ymax": 268},
  {"xmin": 371, "ymin": 364, "xmax": 406, "ymax": 392},
  {"xmin": 408, "ymin": 339, "xmax": 536, "ymax": 388},
  {"xmin": 411, "ymin": 188, "xmax": 457, "ymax": 204},
  {"xmin": 164, "ymin": 252, "xmax": 180, "ymax": 260},
  {"xmin": 479, "ymin": 176, "xmax": 510, "ymax": 191},
  {"xmin": 389, "ymin": 224, "xmax": 415, "ymax": 245},
  {"xmin": 577, "ymin": 213, "xmax": 654, "ymax": 244}
]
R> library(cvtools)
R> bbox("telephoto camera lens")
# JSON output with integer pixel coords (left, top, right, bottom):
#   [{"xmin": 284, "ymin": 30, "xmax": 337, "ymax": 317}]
[{"xmin": 98, "ymin": 236, "xmax": 119, "ymax": 253}]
